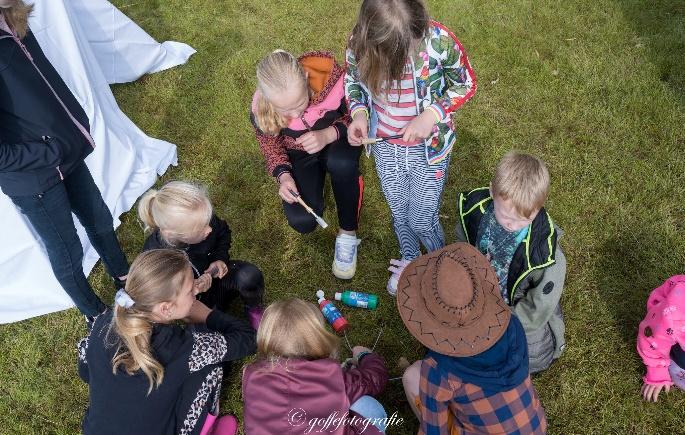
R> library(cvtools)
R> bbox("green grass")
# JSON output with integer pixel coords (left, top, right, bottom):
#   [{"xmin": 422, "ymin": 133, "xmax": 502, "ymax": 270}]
[{"xmin": 2, "ymin": 0, "xmax": 685, "ymax": 433}]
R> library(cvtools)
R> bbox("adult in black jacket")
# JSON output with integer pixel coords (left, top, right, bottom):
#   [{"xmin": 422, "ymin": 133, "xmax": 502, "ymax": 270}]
[{"xmin": 0, "ymin": 2, "xmax": 128, "ymax": 317}]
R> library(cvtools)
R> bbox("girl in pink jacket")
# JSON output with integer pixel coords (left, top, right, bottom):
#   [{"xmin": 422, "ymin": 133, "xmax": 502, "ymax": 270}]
[
  {"xmin": 242, "ymin": 298, "xmax": 389, "ymax": 434},
  {"xmin": 637, "ymin": 275, "xmax": 685, "ymax": 402}
]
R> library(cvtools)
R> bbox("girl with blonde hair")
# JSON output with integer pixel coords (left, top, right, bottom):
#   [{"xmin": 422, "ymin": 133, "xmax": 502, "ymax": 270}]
[
  {"xmin": 242, "ymin": 298, "xmax": 389, "ymax": 434},
  {"xmin": 251, "ymin": 49, "xmax": 363, "ymax": 280},
  {"xmin": 138, "ymin": 181, "xmax": 265, "ymax": 329},
  {"xmin": 345, "ymin": 0, "xmax": 476, "ymax": 295},
  {"xmin": 0, "ymin": 0, "xmax": 129, "ymax": 320},
  {"xmin": 77, "ymin": 249, "xmax": 256, "ymax": 435}
]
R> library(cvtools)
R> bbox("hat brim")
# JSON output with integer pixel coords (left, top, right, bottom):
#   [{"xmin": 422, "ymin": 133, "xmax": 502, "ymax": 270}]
[{"xmin": 396, "ymin": 243, "xmax": 511, "ymax": 357}]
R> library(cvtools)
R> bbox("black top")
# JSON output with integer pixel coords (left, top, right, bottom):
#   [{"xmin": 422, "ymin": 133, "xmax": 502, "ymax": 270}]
[
  {"xmin": 78, "ymin": 309, "xmax": 256, "ymax": 435},
  {"xmin": 142, "ymin": 215, "xmax": 231, "ymax": 277},
  {"xmin": 0, "ymin": 27, "xmax": 93, "ymax": 195}
]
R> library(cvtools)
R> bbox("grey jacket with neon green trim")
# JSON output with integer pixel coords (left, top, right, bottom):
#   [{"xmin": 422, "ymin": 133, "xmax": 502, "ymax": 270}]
[{"xmin": 455, "ymin": 187, "xmax": 566, "ymax": 373}]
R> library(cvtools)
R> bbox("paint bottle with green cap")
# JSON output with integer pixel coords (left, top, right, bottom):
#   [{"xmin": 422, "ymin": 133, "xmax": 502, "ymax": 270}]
[{"xmin": 334, "ymin": 290, "xmax": 378, "ymax": 310}]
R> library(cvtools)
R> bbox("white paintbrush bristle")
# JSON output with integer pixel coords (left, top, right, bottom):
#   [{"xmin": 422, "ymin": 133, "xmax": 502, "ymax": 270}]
[{"xmin": 315, "ymin": 215, "xmax": 329, "ymax": 229}]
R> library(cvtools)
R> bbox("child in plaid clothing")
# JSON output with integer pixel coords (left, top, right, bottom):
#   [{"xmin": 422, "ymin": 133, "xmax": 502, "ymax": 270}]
[
  {"xmin": 396, "ymin": 243, "xmax": 547, "ymax": 435},
  {"xmin": 409, "ymin": 316, "xmax": 547, "ymax": 434}
]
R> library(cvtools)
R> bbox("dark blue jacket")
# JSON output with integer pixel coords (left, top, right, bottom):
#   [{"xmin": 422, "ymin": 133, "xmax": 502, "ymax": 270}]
[{"xmin": 0, "ymin": 26, "xmax": 93, "ymax": 196}]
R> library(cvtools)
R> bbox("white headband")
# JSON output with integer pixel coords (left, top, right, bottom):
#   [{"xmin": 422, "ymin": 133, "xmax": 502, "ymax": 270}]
[{"xmin": 115, "ymin": 288, "xmax": 135, "ymax": 309}]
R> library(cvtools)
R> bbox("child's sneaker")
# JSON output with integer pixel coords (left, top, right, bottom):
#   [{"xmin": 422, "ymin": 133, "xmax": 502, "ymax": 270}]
[
  {"xmin": 246, "ymin": 305, "xmax": 264, "ymax": 330},
  {"xmin": 332, "ymin": 233, "xmax": 361, "ymax": 280},
  {"xmin": 387, "ymin": 258, "xmax": 411, "ymax": 296}
]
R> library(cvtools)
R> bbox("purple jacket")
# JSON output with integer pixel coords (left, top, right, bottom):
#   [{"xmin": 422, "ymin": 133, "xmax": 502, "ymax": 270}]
[{"xmin": 242, "ymin": 353, "xmax": 388, "ymax": 435}]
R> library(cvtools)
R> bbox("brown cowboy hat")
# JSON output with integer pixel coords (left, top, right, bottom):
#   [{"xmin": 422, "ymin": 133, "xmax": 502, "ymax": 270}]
[{"xmin": 396, "ymin": 243, "xmax": 511, "ymax": 357}]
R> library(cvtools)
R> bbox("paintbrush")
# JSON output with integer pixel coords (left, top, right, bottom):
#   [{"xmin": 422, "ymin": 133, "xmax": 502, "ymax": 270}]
[
  {"xmin": 288, "ymin": 189, "xmax": 329, "ymax": 229},
  {"xmin": 360, "ymin": 134, "xmax": 404, "ymax": 145}
]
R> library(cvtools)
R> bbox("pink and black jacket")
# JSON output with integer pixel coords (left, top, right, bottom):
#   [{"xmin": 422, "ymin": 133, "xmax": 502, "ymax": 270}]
[{"xmin": 250, "ymin": 51, "xmax": 350, "ymax": 179}]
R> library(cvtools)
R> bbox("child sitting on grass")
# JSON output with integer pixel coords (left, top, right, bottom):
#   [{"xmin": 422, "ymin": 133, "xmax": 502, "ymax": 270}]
[
  {"xmin": 638, "ymin": 275, "xmax": 685, "ymax": 402},
  {"xmin": 398, "ymin": 243, "xmax": 547, "ymax": 434},
  {"xmin": 242, "ymin": 298, "xmax": 389, "ymax": 434},
  {"xmin": 455, "ymin": 152, "xmax": 567, "ymax": 373},
  {"xmin": 138, "ymin": 181, "xmax": 265, "ymax": 329},
  {"xmin": 77, "ymin": 249, "xmax": 256, "ymax": 435}
]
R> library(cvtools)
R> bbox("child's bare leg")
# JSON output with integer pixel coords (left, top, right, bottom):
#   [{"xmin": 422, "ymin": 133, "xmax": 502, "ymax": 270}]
[{"xmin": 402, "ymin": 360, "xmax": 422, "ymax": 419}]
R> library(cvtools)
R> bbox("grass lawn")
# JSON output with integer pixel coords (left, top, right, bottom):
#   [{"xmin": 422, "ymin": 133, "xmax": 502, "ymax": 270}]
[{"xmin": 2, "ymin": 0, "xmax": 685, "ymax": 433}]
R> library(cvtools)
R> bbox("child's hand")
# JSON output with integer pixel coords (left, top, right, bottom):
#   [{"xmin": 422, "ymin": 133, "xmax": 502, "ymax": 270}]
[
  {"xmin": 641, "ymin": 382, "xmax": 671, "ymax": 402},
  {"xmin": 348, "ymin": 113, "xmax": 368, "ymax": 146},
  {"xmin": 400, "ymin": 110, "xmax": 437, "ymax": 143},
  {"xmin": 194, "ymin": 273, "xmax": 212, "ymax": 295},
  {"xmin": 296, "ymin": 127, "xmax": 336, "ymax": 154},
  {"xmin": 277, "ymin": 173, "xmax": 299, "ymax": 204},
  {"xmin": 205, "ymin": 260, "xmax": 228, "ymax": 279},
  {"xmin": 352, "ymin": 346, "xmax": 372, "ymax": 357}
]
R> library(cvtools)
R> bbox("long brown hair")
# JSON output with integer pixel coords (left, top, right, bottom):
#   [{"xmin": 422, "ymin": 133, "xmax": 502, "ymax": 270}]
[
  {"xmin": 111, "ymin": 249, "xmax": 192, "ymax": 394},
  {"xmin": 1, "ymin": 0, "xmax": 33, "ymax": 39},
  {"xmin": 349, "ymin": 0, "xmax": 429, "ymax": 98}
]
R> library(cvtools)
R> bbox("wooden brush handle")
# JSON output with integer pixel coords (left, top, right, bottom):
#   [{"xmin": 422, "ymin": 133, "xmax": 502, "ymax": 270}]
[
  {"xmin": 294, "ymin": 195, "xmax": 315, "ymax": 214},
  {"xmin": 360, "ymin": 137, "xmax": 380, "ymax": 145}
]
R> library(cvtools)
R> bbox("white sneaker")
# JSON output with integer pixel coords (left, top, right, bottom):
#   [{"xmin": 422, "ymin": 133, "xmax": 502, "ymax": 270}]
[
  {"xmin": 387, "ymin": 258, "xmax": 411, "ymax": 296},
  {"xmin": 332, "ymin": 234, "xmax": 361, "ymax": 279}
]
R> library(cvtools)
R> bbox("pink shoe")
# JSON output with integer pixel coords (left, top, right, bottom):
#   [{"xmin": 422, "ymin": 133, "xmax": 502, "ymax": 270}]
[
  {"xmin": 213, "ymin": 415, "xmax": 238, "ymax": 435},
  {"xmin": 201, "ymin": 414, "xmax": 238, "ymax": 435},
  {"xmin": 246, "ymin": 305, "xmax": 264, "ymax": 330}
]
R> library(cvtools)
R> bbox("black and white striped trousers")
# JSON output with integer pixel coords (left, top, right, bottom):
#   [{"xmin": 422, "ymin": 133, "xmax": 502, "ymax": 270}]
[{"xmin": 372, "ymin": 142, "xmax": 450, "ymax": 260}]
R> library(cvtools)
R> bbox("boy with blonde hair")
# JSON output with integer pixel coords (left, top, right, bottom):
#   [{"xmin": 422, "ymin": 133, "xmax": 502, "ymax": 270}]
[{"xmin": 455, "ymin": 152, "xmax": 567, "ymax": 373}]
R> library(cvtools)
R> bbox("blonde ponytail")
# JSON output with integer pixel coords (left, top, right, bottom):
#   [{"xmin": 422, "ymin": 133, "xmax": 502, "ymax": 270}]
[
  {"xmin": 137, "ymin": 188, "xmax": 159, "ymax": 233},
  {"xmin": 136, "ymin": 181, "xmax": 213, "ymax": 244},
  {"xmin": 111, "ymin": 249, "xmax": 191, "ymax": 394},
  {"xmin": 254, "ymin": 50, "xmax": 308, "ymax": 136}
]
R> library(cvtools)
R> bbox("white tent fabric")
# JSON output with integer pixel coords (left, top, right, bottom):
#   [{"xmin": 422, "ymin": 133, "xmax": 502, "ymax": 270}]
[{"xmin": 0, "ymin": 0, "xmax": 195, "ymax": 323}]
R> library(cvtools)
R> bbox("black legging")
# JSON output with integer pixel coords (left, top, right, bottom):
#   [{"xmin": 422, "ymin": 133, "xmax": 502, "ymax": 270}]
[
  {"xmin": 197, "ymin": 260, "xmax": 264, "ymax": 310},
  {"xmin": 283, "ymin": 137, "xmax": 363, "ymax": 233}
]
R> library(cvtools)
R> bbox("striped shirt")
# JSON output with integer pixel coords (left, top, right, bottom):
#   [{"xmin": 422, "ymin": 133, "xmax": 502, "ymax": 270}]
[{"xmin": 373, "ymin": 61, "xmax": 422, "ymax": 146}]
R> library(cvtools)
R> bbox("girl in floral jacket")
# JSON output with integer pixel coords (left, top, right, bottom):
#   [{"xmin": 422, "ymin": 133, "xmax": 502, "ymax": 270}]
[{"xmin": 345, "ymin": 0, "xmax": 476, "ymax": 295}]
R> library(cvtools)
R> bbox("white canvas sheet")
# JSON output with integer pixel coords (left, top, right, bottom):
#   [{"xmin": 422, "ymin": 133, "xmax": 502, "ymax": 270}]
[{"xmin": 0, "ymin": 0, "xmax": 195, "ymax": 323}]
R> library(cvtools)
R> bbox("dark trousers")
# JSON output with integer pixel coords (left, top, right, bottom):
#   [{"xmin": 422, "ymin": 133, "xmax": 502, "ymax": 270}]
[
  {"xmin": 283, "ymin": 138, "xmax": 363, "ymax": 234},
  {"xmin": 9, "ymin": 162, "xmax": 129, "ymax": 317},
  {"xmin": 197, "ymin": 260, "xmax": 264, "ymax": 310},
  {"xmin": 672, "ymin": 343, "xmax": 685, "ymax": 368}
]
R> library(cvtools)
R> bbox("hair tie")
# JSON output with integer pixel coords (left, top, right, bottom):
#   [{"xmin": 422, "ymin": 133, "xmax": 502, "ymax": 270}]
[{"xmin": 115, "ymin": 288, "xmax": 135, "ymax": 309}]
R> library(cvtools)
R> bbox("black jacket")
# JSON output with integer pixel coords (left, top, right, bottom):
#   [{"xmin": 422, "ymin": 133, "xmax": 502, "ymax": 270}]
[
  {"xmin": 0, "ymin": 26, "xmax": 94, "ymax": 196},
  {"xmin": 78, "ymin": 309, "xmax": 256, "ymax": 435},
  {"xmin": 142, "ymin": 215, "xmax": 232, "ymax": 276}
]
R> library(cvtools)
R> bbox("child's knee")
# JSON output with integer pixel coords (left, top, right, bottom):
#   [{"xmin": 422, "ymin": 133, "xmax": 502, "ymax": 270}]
[
  {"xmin": 408, "ymin": 219, "xmax": 436, "ymax": 237},
  {"xmin": 235, "ymin": 263, "xmax": 264, "ymax": 293},
  {"xmin": 327, "ymin": 155, "xmax": 359, "ymax": 180},
  {"xmin": 402, "ymin": 360, "xmax": 421, "ymax": 396},
  {"xmin": 286, "ymin": 211, "xmax": 318, "ymax": 234}
]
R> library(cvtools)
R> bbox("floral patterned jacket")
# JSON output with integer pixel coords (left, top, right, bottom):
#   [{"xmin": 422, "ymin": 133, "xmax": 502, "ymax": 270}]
[{"xmin": 345, "ymin": 20, "xmax": 476, "ymax": 164}]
